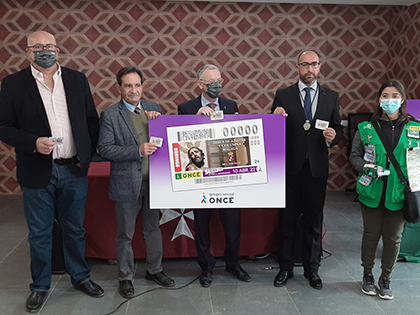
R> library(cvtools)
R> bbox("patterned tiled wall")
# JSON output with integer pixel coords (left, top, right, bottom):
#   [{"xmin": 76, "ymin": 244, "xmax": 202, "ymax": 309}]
[
  {"xmin": 0, "ymin": 0, "xmax": 419, "ymax": 194},
  {"xmin": 388, "ymin": 4, "xmax": 420, "ymax": 98}
]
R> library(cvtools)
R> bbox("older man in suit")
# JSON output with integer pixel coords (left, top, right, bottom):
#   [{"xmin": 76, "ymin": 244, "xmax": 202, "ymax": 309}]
[
  {"xmin": 271, "ymin": 51, "xmax": 343, "ymax": 290},
  {"xmin": 0, "ymin": 30, "xmax": 103, "ymax": 312},
  {"xmin": 98, "ymin": 67, "xmax": 174, "ymax": 299},
  {"xmin": 178, "ymin": 64, "xmax": 250, "ymax": 288}
]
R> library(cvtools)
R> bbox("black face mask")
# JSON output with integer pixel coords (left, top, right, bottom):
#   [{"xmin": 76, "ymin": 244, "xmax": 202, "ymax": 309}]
[{"xmin": 205, "ymin": 82, "xmax": 222, "ymax": 99}]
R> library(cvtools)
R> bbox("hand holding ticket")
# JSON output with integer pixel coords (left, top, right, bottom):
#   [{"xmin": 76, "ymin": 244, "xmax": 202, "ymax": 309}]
[
  {"xmin": 49, "ymin": 136, "xmax": 64, "ymax": 145},
  {"xmin": 36, "ymin": 137, "xmax": 55, "ymax": 155}
]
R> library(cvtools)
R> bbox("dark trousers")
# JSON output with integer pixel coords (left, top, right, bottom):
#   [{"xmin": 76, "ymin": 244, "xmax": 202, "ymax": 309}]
[
  {"xmin": 360, "ymin": 202, "xmax": 405, "ymax": 278},
  {"xmin": 278, "ymin": 162, "xmax": 327, "ymax": 274},
  {"xmin": 193, "ymin": 209, "xmax": 241, "ymax": 271}
]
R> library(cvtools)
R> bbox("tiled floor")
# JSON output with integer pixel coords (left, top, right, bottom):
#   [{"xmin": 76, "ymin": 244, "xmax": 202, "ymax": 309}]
[{"xmin": 1, "ymin": 192, "xmax": 420, "ymax": 315}]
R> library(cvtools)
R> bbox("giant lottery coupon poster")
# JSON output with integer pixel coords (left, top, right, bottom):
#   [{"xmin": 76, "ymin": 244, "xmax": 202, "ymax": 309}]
[
  {"xmin": 149, "ymin": 114, "xmax": 285, "ymax": 209},
  {"xmin": 406, "ymin": 100, "xmax": 420, "ymax": 191}
]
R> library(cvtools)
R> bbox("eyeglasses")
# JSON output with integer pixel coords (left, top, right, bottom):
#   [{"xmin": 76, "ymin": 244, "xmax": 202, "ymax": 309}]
[
  {"xmin": 298, "ymin": 62, "xmax": 321, "ymax": 69},
  {"xmin": 27, "ymin": 44, "xmax": 58, "ymax": 51},
  {"xmin": 200, "ymin": 78, "xmax": 224, "ymax": 84}
]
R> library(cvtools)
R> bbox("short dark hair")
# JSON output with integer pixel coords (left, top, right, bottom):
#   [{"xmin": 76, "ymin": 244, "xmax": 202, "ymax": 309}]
[
  {"xmin": 372, "ymin": 79, "xmax": 408, "ymax": 122},
  {"xmin": 116, "ymin": 67, "xmax": 144, "ymax": 85}
]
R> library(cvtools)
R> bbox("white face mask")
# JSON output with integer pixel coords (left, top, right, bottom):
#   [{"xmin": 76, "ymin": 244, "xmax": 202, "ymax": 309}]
[{"xmin": 380, "ymin": 98, "xmax": 401, "ymax": 114}]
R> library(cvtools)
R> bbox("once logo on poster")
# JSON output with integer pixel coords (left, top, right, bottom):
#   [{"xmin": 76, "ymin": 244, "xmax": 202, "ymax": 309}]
[
  {"xmin": 201, "ymin": 192, "xmax": 235, "ymax": 204},
  {"xmin": 175, "ymin": 172, "xmax": 202, "ymax": 180}
]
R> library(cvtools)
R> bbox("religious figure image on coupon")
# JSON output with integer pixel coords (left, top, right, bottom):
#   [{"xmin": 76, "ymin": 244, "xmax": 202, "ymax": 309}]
[{"xmin": 167, "ymin": 119, "xmax": 267, "ymax": 192}]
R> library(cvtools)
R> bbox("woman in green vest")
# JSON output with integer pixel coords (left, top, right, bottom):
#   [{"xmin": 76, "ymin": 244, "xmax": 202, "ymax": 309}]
[{"xmin": 349, "ymin": 79, "xmax": 420, "ymax": 300}]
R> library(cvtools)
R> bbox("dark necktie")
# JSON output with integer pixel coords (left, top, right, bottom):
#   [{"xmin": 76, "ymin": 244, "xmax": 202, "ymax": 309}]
[
  {"xmin": 208, "ymin": 103, "xmax": 216, "ymax": 110},
  {"xmin": 134, "ymin": 106, "xmax": 141, "ymax": 115},
  {"xmin": 303, "ymin": 87, "xmax": 312, "ymax": 122}
]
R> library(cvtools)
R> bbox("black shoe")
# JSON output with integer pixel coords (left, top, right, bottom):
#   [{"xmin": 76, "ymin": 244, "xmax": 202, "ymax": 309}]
[
  {"xmin": 274, "ymin": 270, "xmax": 293, "ymax": 287},
  {"xmin": 74, "ymin": 279, "xmax": 105, "ymax": 297},
  {"xmin": 304, "ymin": 272, "xmax": 323, "ymax": 290},
  {"xmin": 26, "ymin": 291, "xmax": 48, "ymax": 313},
  {"xmin": 226, "ymin": 265, "xmax": 251, "ymax": 282},
  {"xmin": 145, "ymin": 271, "xmax": 175, "ymax": 287},
  {"xmin": 199, "ymin": 270, "xmax": 213, "ymax": 288},
  {"xmin": 118, "ymin": 280, "xmax": 134, "ymax": 299}
]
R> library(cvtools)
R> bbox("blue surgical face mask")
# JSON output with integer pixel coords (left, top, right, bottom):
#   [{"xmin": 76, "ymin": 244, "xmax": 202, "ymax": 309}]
[{"xmin": 380, "ymin": 98, "xmax": 401, "ymax": 114}]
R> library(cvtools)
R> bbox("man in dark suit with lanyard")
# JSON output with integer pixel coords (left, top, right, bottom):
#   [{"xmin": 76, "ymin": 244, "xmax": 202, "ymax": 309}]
[
  {"xmin": 0, "ymin": 31, "xmax": 103, "ymax": 312},
  {"xmin": 178, "ymin": 64, "xmax": 250, "ymax": 287},
  {"xmin": 271, "ymin": 51, "xmax": 343, "ymax": 290}
]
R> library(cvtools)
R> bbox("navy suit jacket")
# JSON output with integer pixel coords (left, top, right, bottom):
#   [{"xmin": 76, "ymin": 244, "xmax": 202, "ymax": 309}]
[
  {"xmin": 98, "ymin": 100, "xmax": 162, "ymax": 202},
  {"xmin": 271, "ymin": 82, "xmax": 343, "ymax": 178},
  {"xmin": 0, "ymin": 67, "xmax": 99, "ymax": 188},
  {"xmin": 178, "ymin": 96, "xmax": 239, "ymax": 115}
]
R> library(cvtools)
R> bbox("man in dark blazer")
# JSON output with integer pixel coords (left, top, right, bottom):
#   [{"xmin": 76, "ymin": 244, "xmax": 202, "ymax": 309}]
[
  {"xmin": 271, "ymin": 51, "xmax": 343, "ymax": 290},
  {"xmin": 178, "ymin": 64, "xmax": 250, "ymax": 288},
  {"xmin": 0, "ymin": 31, "xmax": 103, "ymax": 312},
  {"xmin": 98, "ymin": 67, "xmax": 174, "ymax": 299}
]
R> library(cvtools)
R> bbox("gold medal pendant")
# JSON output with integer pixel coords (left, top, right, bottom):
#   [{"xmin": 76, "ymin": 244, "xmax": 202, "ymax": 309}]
[{"xmin": 303, "ymin": 120, "xmax": 311, "ymax": 131}]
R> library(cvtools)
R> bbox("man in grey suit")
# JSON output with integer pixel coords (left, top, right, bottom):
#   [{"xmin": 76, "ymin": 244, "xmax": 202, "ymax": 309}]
[{"xmin": 98, "ymin": 67, "xmax": 174, "ymax": 299}]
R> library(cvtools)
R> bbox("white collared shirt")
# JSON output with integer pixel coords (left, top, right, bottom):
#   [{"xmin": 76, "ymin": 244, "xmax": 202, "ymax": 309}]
[{"xmin": 31, "ymin": 64, "xmax": 76, "ymax": 159}]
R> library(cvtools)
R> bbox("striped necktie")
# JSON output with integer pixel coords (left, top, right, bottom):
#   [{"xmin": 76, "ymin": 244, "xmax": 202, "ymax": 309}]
[
  {"xmin": 134, "ymin": 106, "xmax": 141, "ymax": 115},
  {"xmin": 208, "ymin": 103, "xmax": 216, "ymax": 110}
]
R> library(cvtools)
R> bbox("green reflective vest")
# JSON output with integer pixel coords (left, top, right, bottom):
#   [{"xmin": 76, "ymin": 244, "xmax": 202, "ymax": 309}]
[{"xmin": 356, "ymin": 120, "xmax": 420, "ymax": 210}]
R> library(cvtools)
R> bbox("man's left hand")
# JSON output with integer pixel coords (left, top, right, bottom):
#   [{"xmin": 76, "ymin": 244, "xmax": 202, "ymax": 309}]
[
  {"xmin": 145, "ymin": 111, "xmax": 161, "ymax": 120},
  {"xmin": 323, "ymin": 127, "xmax": 336, "ymax": 142}
]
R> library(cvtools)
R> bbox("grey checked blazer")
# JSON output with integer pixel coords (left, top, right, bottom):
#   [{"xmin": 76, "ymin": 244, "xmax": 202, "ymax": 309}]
[{"xmin": 98, "ymin": 99, "xmax": 162, "ymax": 201}]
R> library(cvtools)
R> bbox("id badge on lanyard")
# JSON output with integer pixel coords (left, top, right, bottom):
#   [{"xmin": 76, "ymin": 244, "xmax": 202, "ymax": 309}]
[
  {"xmin": 358, "ymin": 174, "xmax": 372, "ymax": 187},
  {"xmin": 363, "ymin": 144, "xmax": 376, "ymax": 163},
  {"xmin": 407, "ymin": 126, "xmax": 420, "ymax": 140},
  {"xmin": 360, "ymin": 139, "xmax": 375, "ymax": 187}
]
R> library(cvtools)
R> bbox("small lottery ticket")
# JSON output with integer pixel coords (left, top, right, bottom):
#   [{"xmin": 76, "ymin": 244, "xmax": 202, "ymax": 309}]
[
  {"xmin": 315, "ymin": 119, "xmax": 329, "ymax": 130},
  {"xmin": 211, "ymin": 110, "xmax": 224, "ymax": 121},
  {"xmin": 49, "ymin": 136, "xmax": 64, "ymax": 145},
  {"xmin": 150, "ymin": 136, "xmax": 163, "ymax": 147}
]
